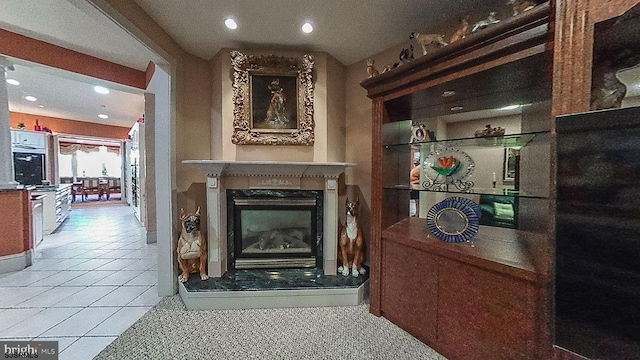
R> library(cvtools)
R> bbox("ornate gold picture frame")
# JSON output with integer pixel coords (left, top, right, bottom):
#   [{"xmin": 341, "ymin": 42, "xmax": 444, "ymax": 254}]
[{"xmin": 230, "ymin": 51, "xmax": 315, "ymax": 145}]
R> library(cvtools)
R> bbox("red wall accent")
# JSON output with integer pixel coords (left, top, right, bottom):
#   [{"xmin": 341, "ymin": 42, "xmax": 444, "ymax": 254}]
[
  {"xmin": 0, "ymin": 190, "xmax": 32, "ymax": 256},
  {"xmin": 0, "ymin": 28, "xmax": 146, "ymax": 89},
  {"xmin": 10, "ymin": 112, "xmax": 130, "ymax": 139}
]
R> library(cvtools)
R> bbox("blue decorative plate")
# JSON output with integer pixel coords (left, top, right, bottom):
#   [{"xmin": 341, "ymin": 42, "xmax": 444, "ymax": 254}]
[
  {"xmin": 427, "ymin": 197, "xmax": 480, "ymax": 243},
  {"xmin": 446, "ymin": 196, "xmax": 482, "ymax": 220}
]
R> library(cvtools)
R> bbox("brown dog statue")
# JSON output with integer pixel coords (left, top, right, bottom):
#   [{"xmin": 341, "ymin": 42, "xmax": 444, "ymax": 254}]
[
  {"xmin": 177, "ymin": 207, "xmax": 208, "ymax": 282},
  {"xmin": 338, "ymin": 198, "xmax": 366, "ymax": 277}
]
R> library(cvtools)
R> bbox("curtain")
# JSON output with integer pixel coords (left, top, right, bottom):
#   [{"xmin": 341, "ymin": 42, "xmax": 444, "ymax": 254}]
[{"xmin": 59, "ymin": 142, "xmax": 120, "ymax": 155}]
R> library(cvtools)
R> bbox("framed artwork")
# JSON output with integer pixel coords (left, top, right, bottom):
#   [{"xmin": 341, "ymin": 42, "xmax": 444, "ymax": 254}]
[{"xmin": 230, "ymin": 51, "xmax": 315, "ymax": 145}]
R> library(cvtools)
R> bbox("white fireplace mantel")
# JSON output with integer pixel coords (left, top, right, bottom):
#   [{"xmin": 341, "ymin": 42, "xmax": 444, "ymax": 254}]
[
  {"xmin": 182, "ymin": 160, "xmax": 355, "ymax": 178},
  {"xmin": 182, "ymin": 159, "xmax": 356, "ymax": 281}
]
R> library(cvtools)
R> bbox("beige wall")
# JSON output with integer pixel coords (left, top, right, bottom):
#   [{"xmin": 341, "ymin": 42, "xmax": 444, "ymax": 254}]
[
  {"xmin": 326, "ymin": 55, "xmax": 346, "ymax": 162},
  {"xmin": 175, "ymin": 54, "xmax": 212, "ymax": 218},
  {"xmin": 344, "ymin": 41, "xmax": 408, "ymax": 246}
]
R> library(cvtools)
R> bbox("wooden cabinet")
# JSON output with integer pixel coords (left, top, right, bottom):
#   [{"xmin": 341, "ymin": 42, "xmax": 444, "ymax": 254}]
[
  {"xmin": 380, "ymin": 239, "xmax": 438, "ymax": 344},
  {"xmin": 381, "ymin": 219, "xmax": 551, "ymax": 359},
  {"xmin": 361, "ymin": 4, "xmax": 554, "ymax": 359}
]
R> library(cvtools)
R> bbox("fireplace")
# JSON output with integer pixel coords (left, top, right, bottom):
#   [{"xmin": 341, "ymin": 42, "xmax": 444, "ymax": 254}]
[{"xmin": 227, "ymin": 189, "xmax": 323, "ymax": 270}]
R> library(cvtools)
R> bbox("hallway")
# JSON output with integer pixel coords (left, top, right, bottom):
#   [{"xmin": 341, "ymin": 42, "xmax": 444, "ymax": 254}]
[{"xmin": 0, "ymin": 204, "xmax": 160, "ymax": 359}]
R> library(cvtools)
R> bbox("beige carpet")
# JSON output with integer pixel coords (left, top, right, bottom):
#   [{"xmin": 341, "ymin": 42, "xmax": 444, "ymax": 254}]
[{"xmin": 94, "ymin": 295, "xmax": 446, "ymax": 360}]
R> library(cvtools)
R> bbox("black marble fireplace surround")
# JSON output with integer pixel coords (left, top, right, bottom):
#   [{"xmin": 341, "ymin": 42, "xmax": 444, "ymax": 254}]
[{"xmin": 227, "ymin": 189, "xmax": 323, "ymax": 270}]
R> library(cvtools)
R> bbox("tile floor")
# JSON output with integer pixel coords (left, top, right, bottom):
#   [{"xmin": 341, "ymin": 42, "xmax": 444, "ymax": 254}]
[{"xmin": 0, "ymin": 203, "xmax": 160, "ymax": 360}]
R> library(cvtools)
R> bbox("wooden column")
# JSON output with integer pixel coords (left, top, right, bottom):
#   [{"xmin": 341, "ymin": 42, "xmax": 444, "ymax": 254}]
[
  {"xmin": 552, "ymin": 0, "xmax": 639, "ymax": 117},
  {"xmin": 369, "ymin": 99, "xmax": 384, "ymax": 316},
  {"xmin": 552, "ymin": 0, "xmax": 594, "ymax": 117}
]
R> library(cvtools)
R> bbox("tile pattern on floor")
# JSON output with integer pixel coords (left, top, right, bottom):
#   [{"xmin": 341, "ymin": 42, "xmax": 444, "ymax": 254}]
[{"xmin": 0, "ymin": 204, "xmax": 161, "ymax": 359}]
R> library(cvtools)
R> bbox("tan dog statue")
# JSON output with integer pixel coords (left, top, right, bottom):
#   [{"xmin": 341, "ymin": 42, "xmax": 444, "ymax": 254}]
[
  {"xmin": 410, "ymin": 32, "xmax": 448, "ymax": 56},
  {"xmin": 366, "ymin": 59, "xmax": 379, "ymax": 78},
  {"xmin": 450, "ymin": 16, "xmax": 470, "ymax": 43},
  {"xmin": 177, "ymin": 207, "xmax": 208, "ymax": 282},
  {"xmin": 338, "ymin": 198, "xmax": 366, "ymax": 277},
  {"xmin": 508, "ymin": 0, "xmax": 539, "ymax": 16}
]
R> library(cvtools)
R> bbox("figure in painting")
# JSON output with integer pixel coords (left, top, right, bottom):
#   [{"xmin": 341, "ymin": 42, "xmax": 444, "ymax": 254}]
[{"xmin": 266, "ymin": 78, "xmax": 288, "ymax": 125}]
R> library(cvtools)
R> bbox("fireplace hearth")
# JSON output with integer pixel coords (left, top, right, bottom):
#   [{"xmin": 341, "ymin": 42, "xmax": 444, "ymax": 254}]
[
  {"xmin": 227, "ymin": 189, "xmax": 323, "ymax": 270},
  {"xmin": 181, "ymin": 160, "xmax": 366, "ymax": 310}
]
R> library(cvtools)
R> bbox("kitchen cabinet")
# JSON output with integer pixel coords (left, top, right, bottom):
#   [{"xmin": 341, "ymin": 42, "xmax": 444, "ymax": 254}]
[{"xmin": 34, "ymin": 184, "xmax": 72, "ymax": 234}]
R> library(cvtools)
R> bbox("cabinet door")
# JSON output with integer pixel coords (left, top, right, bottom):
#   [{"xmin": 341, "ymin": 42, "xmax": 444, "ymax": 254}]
[
  {"xmin": 381, "ymin": 239, "xmax": 438, "ymax": 344},
  {"xmin": 14, "ymin": 131, "xmax": 45, "ymax": 149},
  {"xmin": 437, "ymin": 258, "xmax": 540, "ymax": 360}
]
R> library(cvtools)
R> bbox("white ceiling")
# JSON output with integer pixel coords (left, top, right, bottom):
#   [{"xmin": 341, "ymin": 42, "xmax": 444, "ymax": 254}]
[
  {"xmin": 0, "ymin": 0, "xmax": 639, "ymax": 131},
  {"xmin": 132, "ymin": 0, "xmax": 510, "ymax": 66},
  {"xmin": 0, "ymin": 0, "xmax": 159, "ymax": 130},
  {"xmin": 5, "ymin": 59, "xmax": 145, "ymax": 128}
]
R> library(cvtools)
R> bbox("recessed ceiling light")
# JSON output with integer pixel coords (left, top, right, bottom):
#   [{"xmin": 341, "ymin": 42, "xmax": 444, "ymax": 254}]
[
  {"xmin": 302, "ymin": 22, "xmax": 314, "ymax": 34},
  {"xmin": 6, "ymin": 79, "xmax": 19, "ymax": 85},
  {"xmin": 93, "ymin": 86, "xmax": 110, "ymax": 94},
  {"xmin": 499, "ymin": 105, "xmax": 520, "ymax": 111},
  {"xmin": 442, "ymin": 90, "xmax": 456, "ymax": 97},
  {"xmin": 38, "ymin": 105, "xmax": 44, "ymax": 108},
  {"xmin": 24, "ymin": 95, "xmax": 37, "ymax": 102},
  {"xmin": 98, "ymin": 114, "xmax": 109, "ymax": 119},
  {"xmin": 450, "ymin": 105, "xmax": 463, "ymax": 111},
  {"xmin": 225, "ymin": 18, "xmax": 238, "ymax": 30}
]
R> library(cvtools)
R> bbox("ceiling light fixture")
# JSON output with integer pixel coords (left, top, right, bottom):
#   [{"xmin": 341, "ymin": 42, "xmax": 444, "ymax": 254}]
[
  {"xmin": 442, "ymin": 90, "xmax": 456, "ymax": 97},
  {"xmin": 98, "ymin": 114, "xmax": 109, "ymax": 119},
  {"xmin": 225, "ymin": 18, "xmax": 238, "ymax": 30},
  {"xmin": 6, "ymin": 79, "xmax": 19, "ymax": 85},
  {"xmin": 499, "ymin": 105, "xmax": 520, "ymax": 111},
  {"xmin": 450, "ymin": 105, "xmax": 463, "ymax": 111},
  {"xmin": 24, "ymin": 95, "xmax": 37, "ymax": 102},
  {"xmin": 302, "ymin": 22, "xmax": 314, "ymax": 34},
  {"xmin": 93, "ymin": 86, "xmax": 110, "ymax": 94}
]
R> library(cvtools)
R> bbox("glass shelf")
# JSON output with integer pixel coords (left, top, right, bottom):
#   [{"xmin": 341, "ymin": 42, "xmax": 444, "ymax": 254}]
[
  {"xmin": 383, "ymin": 131, "xmax": 547, "ymax": 148},
  {"xmin": 384, "ymin": 185, "xmax": 548, "ymax": 199}
]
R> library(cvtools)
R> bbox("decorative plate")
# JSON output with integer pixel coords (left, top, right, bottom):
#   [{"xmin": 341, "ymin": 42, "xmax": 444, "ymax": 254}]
[
  {"xmin": 427, "ymin": 197, "xmax": 480, "ymax": 243},
  {"xmin": 446, "ymin": 196, "xmax": 482, "ymax": 219},
  {"xmin": 422, "ymin": 148, "xmax": 475, "ymax": 185}
]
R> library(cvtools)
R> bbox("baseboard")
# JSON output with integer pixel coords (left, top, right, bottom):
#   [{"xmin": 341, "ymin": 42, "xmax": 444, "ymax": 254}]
[
  {"xmin": 146, "ymin": 231, "xmax": 157, "ymax": 244},
  {"xmin": 0, "ymin": 250, "xmax": 33, "ymax": 274}
]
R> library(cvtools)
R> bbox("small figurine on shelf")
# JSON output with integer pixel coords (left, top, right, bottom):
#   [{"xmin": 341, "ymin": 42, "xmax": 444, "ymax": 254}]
[
  {"xmin": 450, "ymin": 16, "xmax": 470, "ymax": 44},
  {"xmin": 474, "ymin": 124, "xmax": 506, "ymax": 137},
  {"xmin": 17, "ymin": 122, "xmax": 25, "ymax": 130},
  {"xmin": 33, "ymin": 119, "xmax": 42, "ymax": 131},
  {"xmin": 508, "ymin": 0, "xmax": 540, "ymax": 16},
  {"xmin": 409, "ymin": 122, "xmax": 432, "ymax": 143},
  {"xmin": 471, "ymin": 12, "xmax": 501, "ymax": 33},
  {"xmin": 366, "ymin": 59, "xmax": 379, "ymax": 78},
  {"xmin": 382, "ymin": 62, "xmax": 399, "ymax": 73},
  {"xmin": 399, "ymin": 44, "xmax": 414, "ymax": 64},
  {"xmin": 410, "ymin": 32, "xmax": 448, "ymax": 56}
]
